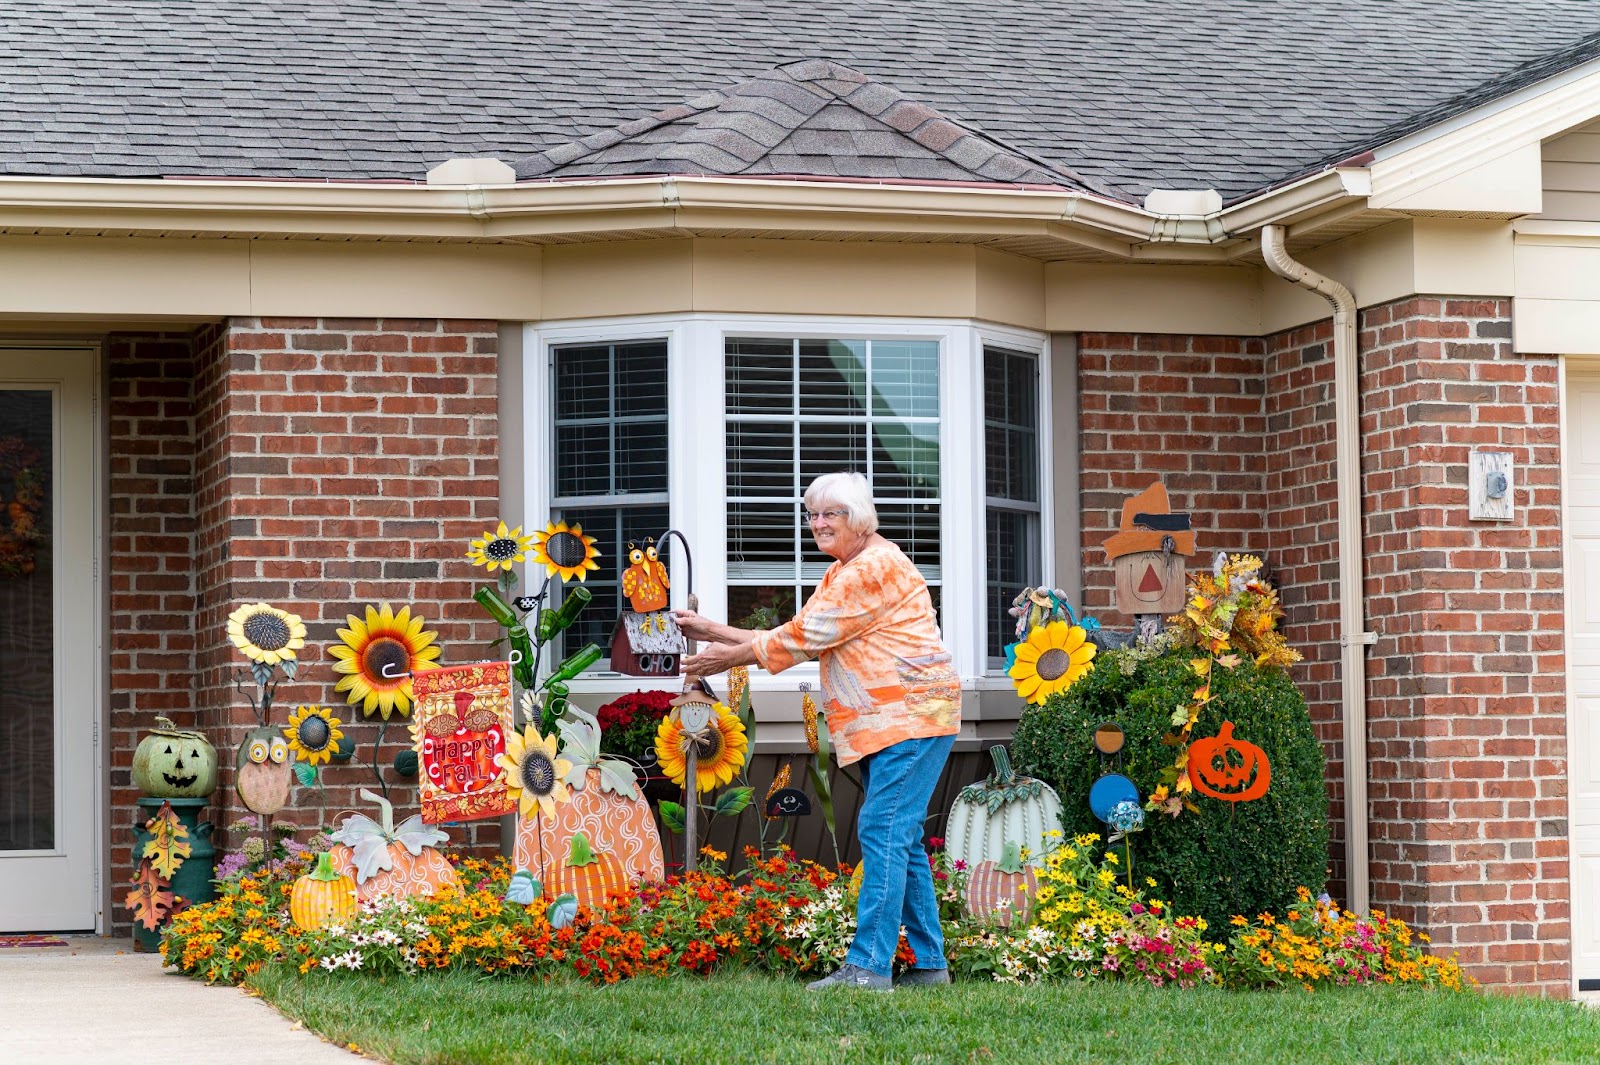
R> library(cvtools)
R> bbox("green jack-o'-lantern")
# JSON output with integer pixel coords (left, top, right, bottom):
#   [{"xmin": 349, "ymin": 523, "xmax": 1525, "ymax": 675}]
[{"xmin": 131, "ymin": 717, "xmax": 218, "ymax": 798}]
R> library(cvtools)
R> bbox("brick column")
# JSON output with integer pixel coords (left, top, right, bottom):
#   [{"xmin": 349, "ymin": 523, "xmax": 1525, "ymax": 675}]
[
  {"xmin": 193, "ymin": 317, "xmax": 505, "ymax": 864},
  {"xmin": 1359, "ymin": 297, "xmax": 1567, "ymax": 992}
]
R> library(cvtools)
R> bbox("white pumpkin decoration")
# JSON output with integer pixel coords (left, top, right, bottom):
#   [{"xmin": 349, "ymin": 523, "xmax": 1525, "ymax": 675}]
[{"xmin": 945, "ymin": 745, "xmax": 1063, "ymax": 870}]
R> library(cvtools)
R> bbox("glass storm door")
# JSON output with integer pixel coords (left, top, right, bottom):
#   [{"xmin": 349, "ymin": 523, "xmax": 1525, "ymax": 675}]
[{"xmin": 0, "ymin": 349, "xmax": 97, "ymax": 932}]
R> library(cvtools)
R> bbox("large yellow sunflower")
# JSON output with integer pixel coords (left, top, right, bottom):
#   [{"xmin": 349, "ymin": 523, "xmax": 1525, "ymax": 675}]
[
  {"xmin": 227, "ymin": 602, "xmax": 307, "ymax": 665},
  {"xmin": 497, "ymin": 725, "xmax": 573, "ymax": 820},
  {"xmin": 1008, "ymin": 621, "xmax": 1096, "ymax": 705},
  {"xmin": 283, "ymin": 705, "xmax": 344, "ymax": 766},
  {"xmin": 467, "ymin": 520, "xmax": 537, "ymax": 573},
  {"xmin": 529, "ymin": 520, "xmax": 601, "ymax": 583},
  {"xmin": 327, "ymin": 602, "xmax": 442, "ymax": 720},
  {"xmin": 656, "ymin": 701, "xmax": 749, "ymax": 793}
]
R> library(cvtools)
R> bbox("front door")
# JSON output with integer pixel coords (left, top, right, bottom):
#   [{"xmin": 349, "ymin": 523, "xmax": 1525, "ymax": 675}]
[{"xmin": 0, "ymin": 348, "xmax": 98, "ymax": 932}]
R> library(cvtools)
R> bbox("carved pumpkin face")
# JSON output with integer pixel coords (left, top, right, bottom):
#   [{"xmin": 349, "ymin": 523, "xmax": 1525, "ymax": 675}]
[
  {"xmin": 236, "ymin": 725, "xmax": 291, "ymax": 814},
  {"xmin": 1187, "ymin": 721, "xmax": 1271, "ymax": 801},
  {"xmin": 132, "ymin": 726, "xmax": 218, "ymax": 798}
]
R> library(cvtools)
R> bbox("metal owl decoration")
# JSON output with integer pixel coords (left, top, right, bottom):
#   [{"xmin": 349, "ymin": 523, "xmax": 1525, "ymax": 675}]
[
  {"xmin": 621, "ymin": 537, "xmax": 670, "ymax": 613},
  {"xmin": 236, "ymin": 725, "xmax": 292, "ymax": 815}
]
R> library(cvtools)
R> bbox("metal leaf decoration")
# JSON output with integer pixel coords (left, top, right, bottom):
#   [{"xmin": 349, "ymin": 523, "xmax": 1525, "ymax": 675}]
[
  {"xmin": 328, "ymin": 813, "xmax": 395, "ymax": 883},
  {"xmin": 141, "ymin": 802, "xmax": 191, "ymax": 879},
  {"xmin": 126, "ymin": 859, "xmax": 174, "ymax": 931},
  {"xmin": 714, "ymin": 786, "xmax": 753, "ymax": 817}
]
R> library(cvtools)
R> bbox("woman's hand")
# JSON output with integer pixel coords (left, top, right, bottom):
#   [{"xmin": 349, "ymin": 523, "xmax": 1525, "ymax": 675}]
[
  {"xmin": 674, "ymin": 609, "xmax": 736, "ymax": 644},
  {"xmin": 682, "ymin": 638, "xmax": 757, "ymax": 677}
]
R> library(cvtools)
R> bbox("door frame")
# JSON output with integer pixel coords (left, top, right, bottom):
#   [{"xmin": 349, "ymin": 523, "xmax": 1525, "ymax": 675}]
[{"xmin": 0, "ymin": 342, "xmax": 104, "ymax": 932}]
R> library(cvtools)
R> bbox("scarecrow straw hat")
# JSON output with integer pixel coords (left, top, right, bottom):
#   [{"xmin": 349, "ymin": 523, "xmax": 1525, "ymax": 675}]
[{"xmin": 1103, "ymin": 481, "xmax": 1196, "ymax": 561}]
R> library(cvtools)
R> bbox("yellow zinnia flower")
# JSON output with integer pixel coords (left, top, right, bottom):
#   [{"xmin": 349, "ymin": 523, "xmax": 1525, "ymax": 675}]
[
  {"xmin": 655, "ymin": 701, "xmax": 748, "ymax": 793},
  {"xmin": 283, "ymin": 705, "xmax": 343, "ymax": 766},
  {"xmin": 1007, "ymin": 621, "xmax": 1096, "ymax": 704},
  {"xmin": 327, "ymin": 602, "xmax": 441, "ymax": 719},
  {"xmin": 466, "ymin": 520, "xmax": 536, "ymax": 573},
  {"xmin": 497, "ymin": 726, "xmax": 572, "ymax": 820},
  {"xmin": 227, "ymin": 603, "xmax": 307, "ymax": 665},
  {"xmin": 529, "ymin": 520, "xmax": 601, "ymax": 583}
]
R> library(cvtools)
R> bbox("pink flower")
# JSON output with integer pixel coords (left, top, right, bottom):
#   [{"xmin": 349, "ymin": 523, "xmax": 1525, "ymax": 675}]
[
  {"xmin": 953, "ymin": 860, "xmax": 968, "ymax": 872},
  {"xmin": 1130, "ymin": 902, "xmax": 1145, "ymax": 915},
  {"xmin": 928, "ymin": 837, "xmax": 945, "ymax": 849}
]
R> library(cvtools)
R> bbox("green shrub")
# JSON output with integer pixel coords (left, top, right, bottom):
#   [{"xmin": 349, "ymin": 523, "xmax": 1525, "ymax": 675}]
[{"xmin": 1011, "ymin": 645, "xmax": 1329, "ymax": 934}]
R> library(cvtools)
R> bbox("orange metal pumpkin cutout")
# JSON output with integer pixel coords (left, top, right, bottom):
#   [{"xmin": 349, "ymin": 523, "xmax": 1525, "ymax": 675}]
[{"xmin": 1187, "ymin": 721, "xmax": 1270, "ymax": 801}]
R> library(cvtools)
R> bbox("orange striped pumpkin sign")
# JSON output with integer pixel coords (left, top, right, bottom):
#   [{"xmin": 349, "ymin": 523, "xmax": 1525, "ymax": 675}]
[
  {"xmin": 964, "ymin": 841, "xmax": 1037, "ymax": 928},
  {"xmin": 545, "ymin": 832, "xmax": 629, "ymax": 915},
  {"xmin": 290, "ymin": 852, "xmax": 358, "ymax": 931}
]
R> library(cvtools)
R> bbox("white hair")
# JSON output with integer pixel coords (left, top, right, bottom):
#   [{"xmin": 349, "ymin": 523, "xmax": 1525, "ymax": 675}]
[{"xmin": 804, "ymin": 472, "xmax": 879, "ymax": 535}]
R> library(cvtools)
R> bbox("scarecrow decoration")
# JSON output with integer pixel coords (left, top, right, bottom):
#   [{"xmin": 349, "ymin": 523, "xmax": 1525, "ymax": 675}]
[{"xmin": 1103, "ymin": 480, "xmax": 1196, "ymax": 643}]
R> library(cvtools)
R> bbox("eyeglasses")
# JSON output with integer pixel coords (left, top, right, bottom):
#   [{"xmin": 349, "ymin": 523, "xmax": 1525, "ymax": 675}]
[{"xmin": 802, "ymin": 508, "xmax": 849, "ymax": 525}]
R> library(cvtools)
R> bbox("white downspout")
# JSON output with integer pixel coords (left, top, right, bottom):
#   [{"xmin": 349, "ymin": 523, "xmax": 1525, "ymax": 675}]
[{"xmin": 1260, "ymin": 224, "xmax": 1376, "ymax": 915}]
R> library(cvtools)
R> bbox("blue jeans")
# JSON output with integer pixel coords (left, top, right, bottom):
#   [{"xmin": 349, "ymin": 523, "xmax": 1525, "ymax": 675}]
[{"xmin": 845, "ymin": 733, "xmax": 955, "ymax": 977}]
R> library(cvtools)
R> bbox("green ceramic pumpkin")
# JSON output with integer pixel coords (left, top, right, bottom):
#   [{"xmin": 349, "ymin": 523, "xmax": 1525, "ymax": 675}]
[{"xmin": 131, "ymin": 717, "xmax": 218, "ymax": 798}]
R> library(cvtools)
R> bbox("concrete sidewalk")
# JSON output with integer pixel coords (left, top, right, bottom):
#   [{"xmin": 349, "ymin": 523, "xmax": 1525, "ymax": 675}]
[{"xmin": 0, "ymin": 936, "xmax": 360, "ymax": 1064}]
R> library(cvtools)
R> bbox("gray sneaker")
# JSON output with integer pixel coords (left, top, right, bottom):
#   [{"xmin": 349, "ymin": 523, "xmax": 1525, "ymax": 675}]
[
  {"xmin": 806, "ymin": 963, "xmax": 893, "ymax": 991},
  {"xmin": 893, "ymin": 967, "xmax": 951, "ymax": 987}
]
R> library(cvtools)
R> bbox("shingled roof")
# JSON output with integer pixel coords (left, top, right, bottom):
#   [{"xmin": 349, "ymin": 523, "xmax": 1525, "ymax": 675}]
[
  {"xmin": 512, "ymin": 60, "xmax": 1114, "ymax": 195},
  {"xmin": 4, "ymin": 1, "xmax": 1600, "ymax": 201}
]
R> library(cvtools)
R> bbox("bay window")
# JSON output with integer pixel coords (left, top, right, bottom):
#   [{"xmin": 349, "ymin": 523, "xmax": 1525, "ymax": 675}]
[{"xmin": 525, "ymin": 316, "xmax": 1048, "ymax": 682}]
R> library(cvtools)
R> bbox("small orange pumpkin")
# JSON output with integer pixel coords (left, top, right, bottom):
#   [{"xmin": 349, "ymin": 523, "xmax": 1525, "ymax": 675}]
[
  {"xmin": 1187, "ymin": 721, "xmax": 1271, "ymax": 801},
  {"xmin": 964, "ymin": 841, "xmax": 1037, "ymax": 927},
  {"xmin": 328, "ymin": 788, "xmax": 460, "ymax": 902},
  {"xmin": 545, "ymin": 831, "xmax": 628, "ymax": 915},
  {"xmin": 290, "ymin": 852, "xmax": 358, "ymax": 930}
]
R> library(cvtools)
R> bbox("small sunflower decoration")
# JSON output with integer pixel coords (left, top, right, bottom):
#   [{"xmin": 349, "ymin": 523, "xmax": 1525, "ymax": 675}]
[
  {"xmin": 467, "ymin": 520, "xmax": 537, "ymax": 574},
  {"xmin": 498, "ymin": 725, "xmax": 573, "ymax": 820},
  {"xmin": 529, "ymin": 520, "xmax": 601, "ymax": 583},
  {"xmin": 328, "ymin": 602, "xmax": 442, "ymax": 720},
  {"xmin": 227, "ymin": 602, "xmax": 307, "ymax": 666},
  {"xmin": 656, "ymin": 701, "xmax": 749, "ymax": 793},
  {"xmin": 283, "ymin": 705, "xmax": 344, "ymax": 766},
  {"xmin": 1008, "ymin": 620, "xmax": 1096, "ymax": 705}
]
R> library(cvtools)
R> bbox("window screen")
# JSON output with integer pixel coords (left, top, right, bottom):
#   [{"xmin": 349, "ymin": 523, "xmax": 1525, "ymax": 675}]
[
  {"xmin": 725, "ymin": 337, "xmax": 941, "ymax": 630},
  {"xmin": 984, "ymin": 347, "xmax": 1041, "ymax": 665},
  {"xmin": 551, "ymin": 339, "xmax": 669, "ymax": 655}
]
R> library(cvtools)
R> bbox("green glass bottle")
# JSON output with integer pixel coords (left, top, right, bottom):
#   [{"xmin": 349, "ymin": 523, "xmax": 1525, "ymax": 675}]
[
  {"xmin": 474, "ymin": 586, "xmax": 518, "ymax": 628},
  {"xmin": 536, "ymin": 586, "xmax": 592, "ymax": 643},
  {"xmin": 509, "ymin": 625, "xmax": 535, "ymax": 689},
  {"xmin": 543, "ymin": 643, "xmax": 602, "ymax": 688}
]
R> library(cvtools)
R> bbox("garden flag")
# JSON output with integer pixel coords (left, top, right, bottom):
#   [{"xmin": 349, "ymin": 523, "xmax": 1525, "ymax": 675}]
[{"xmin": 409, "ymin": 661, "xmax": 518, "ymax": 823}]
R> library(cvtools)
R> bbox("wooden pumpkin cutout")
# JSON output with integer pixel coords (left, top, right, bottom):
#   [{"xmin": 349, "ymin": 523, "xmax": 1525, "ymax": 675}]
[
  {"xmin": 290, "ymin": 852, "xmax": 358, "ymax": 931},
  {"xmin": 514, "ymin": 765, "xmax": 664, "ymax": 885},
  {"xmin": 328, "ymin": 788, "xmax": 460, "ymax": 901},
  {"xmin": 545, "ymin": 831, "xmax": 629, "ymax": 915},
  {"xmin": 965, "ymin": 840, "xmax": 1038, "ymax": 927},
  {"xmin": 1186, "ymin": 721, "xmax": 1271, "ymax": 801}
]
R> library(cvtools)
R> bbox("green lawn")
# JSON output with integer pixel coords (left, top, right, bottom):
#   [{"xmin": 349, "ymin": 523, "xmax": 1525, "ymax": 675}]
[{"xmin": 250, "ymin": 968, "xmax": 1600, "ymax": 1065}]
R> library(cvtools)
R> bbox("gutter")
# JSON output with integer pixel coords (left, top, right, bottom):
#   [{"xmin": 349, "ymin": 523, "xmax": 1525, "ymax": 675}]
[{"xmin": 1260, "ymin": 224, "xmax": 1377, "ymax": 915}]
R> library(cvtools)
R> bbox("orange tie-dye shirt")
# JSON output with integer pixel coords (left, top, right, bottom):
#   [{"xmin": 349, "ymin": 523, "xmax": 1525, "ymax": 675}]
[{"xmin": 751, "ymin": 541, "xmax": 961, "ymax": 766}]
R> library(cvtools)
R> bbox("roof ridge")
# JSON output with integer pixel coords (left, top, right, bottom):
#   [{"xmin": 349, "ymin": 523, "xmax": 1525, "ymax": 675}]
[{"xmin": 511, "ymin": 57, "xmax": 1129, "ymax": 196}]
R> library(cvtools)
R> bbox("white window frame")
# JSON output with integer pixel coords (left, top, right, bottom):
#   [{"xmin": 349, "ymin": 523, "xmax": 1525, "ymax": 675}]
[
  {"xmin": 521, "ymin": 313, "xmax": 1049, "ymax": 693},
  {"xmin": 975, "ymin": 326, "xmax": 1054, "ymax": 684}
]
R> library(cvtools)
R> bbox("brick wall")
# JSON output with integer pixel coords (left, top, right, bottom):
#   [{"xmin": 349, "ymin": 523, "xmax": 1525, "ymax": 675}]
[
  {"xmin": 1358, "ymin": 297, "xmax": 1567, "ymax": 992},
  {"xmin": 1078, "ymin": 301, "xmax": 1568, "ymax": 992},
  {"xmin": 111, "ymin": 317, "xmax": 505, "ymax": 932},
  {"xmin": 108, "ymin": 331, "xmax": 205, "ymax": 921},
  {"xmin": 1076, "ymin": 333, "xmax": 1269, "ymax": 629}
]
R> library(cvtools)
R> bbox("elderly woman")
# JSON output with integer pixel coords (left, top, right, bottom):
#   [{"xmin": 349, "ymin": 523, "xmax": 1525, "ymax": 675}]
[{"xmin": 678, "ymin": 471, "xmax": 961, "ymax": 990}]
